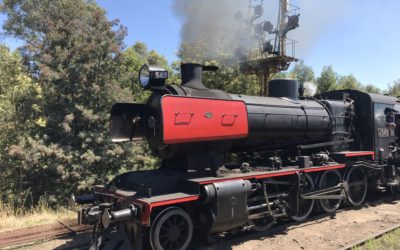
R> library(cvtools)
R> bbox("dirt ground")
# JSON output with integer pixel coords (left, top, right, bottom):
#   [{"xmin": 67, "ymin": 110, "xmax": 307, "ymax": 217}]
[{"xmin": 11, "ymin": 196, "xmax": 400, "ymax": 250}]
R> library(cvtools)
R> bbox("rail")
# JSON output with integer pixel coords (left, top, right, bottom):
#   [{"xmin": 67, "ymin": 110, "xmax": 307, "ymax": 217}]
[
  {"xmin": 0, "ymin": 221, "xmax": 91, "ymax": 249},
  {"xmin": 340, "ymin": 222, "xmax": 400, "ymax": 250}
]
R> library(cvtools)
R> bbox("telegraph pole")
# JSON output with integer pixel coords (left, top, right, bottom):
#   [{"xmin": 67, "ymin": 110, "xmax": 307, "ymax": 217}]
[{"xmin": 279, "ymin": 0, "xmax": 288, "ymax": 56}]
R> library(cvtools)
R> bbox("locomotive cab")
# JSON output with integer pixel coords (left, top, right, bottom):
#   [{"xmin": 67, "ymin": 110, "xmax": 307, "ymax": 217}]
[{"xmin": 321, "ymin": 90, "xmax": 400, "ymax": 160}]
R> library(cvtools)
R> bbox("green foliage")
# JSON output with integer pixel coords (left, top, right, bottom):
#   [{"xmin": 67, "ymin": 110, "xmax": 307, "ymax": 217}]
[
  {"xmin": 353, "ymin": 227, "xmax": 400, "ymax": 250},
  {"xmin": 177, "ymin": 39, "xmax": 261, "ymax": 95},
  {"xmin": 363, "ymin": 84, "xmax": 381, "ymax": 94},
  {"xmin": 201, "ymin": 60, "xmax": 260, "ymax": 95},
  {"xmin": 120, "ymin": 42, "xmax": 172, "ymax": 102},
  {"xmin": 271, "ymin": 71, "xmax": 289, "ymax": 79},
  {"xmin": 337, "ymin": 74, "xmax": 362, "ymax": 90},
  {"xmin": 289, "ymin": 60, "xmax": 315, "ymax": 84},
  {"xmin": 0, "ymin": 0, "xmax": 147, "ymax": 207},
  {"xmin": 317, "ymin": 65, "xmax": 338, "ymax": 93},
  {"xmin": 315, "ymin": 66, "xmax": 382, "ymax": 94},
  {"xmin": 0, "ymin": 44, "xmax": 42, "ymax": 210},
  {"xmin": 387, "ymin": 79, "xmax": 400, "ymax": 97}
]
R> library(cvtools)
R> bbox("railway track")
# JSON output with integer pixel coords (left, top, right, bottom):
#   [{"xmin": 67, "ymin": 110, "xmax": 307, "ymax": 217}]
[
  {"xmin": 0, "ymin": 221, "xmax": 91, "ymax": 249},
  {"xmin": 340, "ymin": 222, "xmax": 400, "ymax": 250}
]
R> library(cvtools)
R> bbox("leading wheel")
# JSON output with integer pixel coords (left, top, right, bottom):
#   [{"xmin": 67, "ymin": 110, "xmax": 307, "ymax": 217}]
[
  {"xmin": 318, "ymin": 170, "xmax": 342, "ymax": 213},
  {"xmin": 290, "ymin": 173, "xmax": 315, "ymax": 222},
  {"xmin": 346, "ymin": 166, "xmax": 368, "ymax": 207},
  {"xmin": 150, "ymin": 207, "xmax": 193, "ymax": 250}
]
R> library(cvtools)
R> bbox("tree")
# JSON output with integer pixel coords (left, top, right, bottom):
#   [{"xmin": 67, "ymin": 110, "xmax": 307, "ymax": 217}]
[
  {"xmin": 0, "ymin": 44, "xmax": 42, "ymax": 210},
  {"xmin": 196, "ymin": 60, "xmax": 259, "ymax": 95},
  {"xmin": 387, "ymin": 79, "xmax": 400, "ymax": 97},
  {"xmin": 176, "ymin": 38, "xmax": 261, "ymax": 96},
  {"xmin": 121, "ymin": 42, "xmax": 172, "ymax": 102},
  {"xmin": 317, "ymin": 66, "xmax": 338, "ymax": 93},
  {"xmin": 178, "ymin": 39, "xmax": 212, "ymax": 64},
  {"xmin": 271, "ymin": 71, "xmax": 289, "ymax": 79},
  {"xmin": 289, "ymin": 60, "xmax": 315, "ymax": 84},
  {"xmin": 337, "ymin": 74, "xmax": 362, "ymax": 90},
  {"xmin": 1, "ymin": 0, "xmax": 138, "ymax": 205},
  {"xmin": 363, "ymin": 84, "xmax": 381, "ymax": 94}
]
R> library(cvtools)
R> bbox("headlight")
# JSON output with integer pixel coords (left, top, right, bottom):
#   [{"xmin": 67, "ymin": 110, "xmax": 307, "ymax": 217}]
[{"xmin": 139, "ymin": 64, "xmax": 168, "ymax": 90}]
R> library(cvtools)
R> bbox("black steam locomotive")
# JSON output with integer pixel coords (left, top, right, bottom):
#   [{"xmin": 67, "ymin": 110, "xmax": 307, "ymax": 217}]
[{"xmin": 77, "ymin": 63, "xmax": 400, "ymax": 250}]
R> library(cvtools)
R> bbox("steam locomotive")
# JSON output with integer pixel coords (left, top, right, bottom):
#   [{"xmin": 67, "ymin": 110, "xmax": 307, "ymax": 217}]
[{"xmin": 77, "ymin": 63, "xmax": 400, "ymax": 250}]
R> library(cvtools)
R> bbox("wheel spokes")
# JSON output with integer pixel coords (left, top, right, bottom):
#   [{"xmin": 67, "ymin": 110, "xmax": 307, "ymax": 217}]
[
  {"xmin": 290, "ymin": 173, "xmax": 315, "ymax": 222},
  {"xmin": 319, "ymin": 170, "xmax": 342, "ymax": 213},
  {"xmin": 347, "ymin": 167, "xmax": 367, "ymax": 207},
  {"xmin": 150, "ymin": 208, "xmax": 193, "ymax": 250}
]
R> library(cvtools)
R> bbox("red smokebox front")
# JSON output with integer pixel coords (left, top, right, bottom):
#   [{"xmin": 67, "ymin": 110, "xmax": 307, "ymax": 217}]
[{"xmin": 161, "ymin": 95, "xmax": 248, "ymax": 144}]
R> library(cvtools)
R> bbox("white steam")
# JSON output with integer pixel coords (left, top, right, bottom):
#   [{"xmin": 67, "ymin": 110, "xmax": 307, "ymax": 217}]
[
  {"xmin": 172, "ymin": 0, "xmax": 248, "ymax": 61},
  {"xmin": 172, "ymin": 0, "xmax": 350, "ymax": 61},
  {"xmin": 303, "ymin": 81, "xmax": 317, "ymax": 96}
]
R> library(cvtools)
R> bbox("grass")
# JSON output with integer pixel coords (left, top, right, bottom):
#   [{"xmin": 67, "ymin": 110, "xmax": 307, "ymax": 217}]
[
  {"xmin": 0, "ymin": 197, "xmax": 77, "ymax": 233},
  {"xmin": 354, "ymin": 228, "xmax": 400, "ymax": 250},
  {"xmin": 0, "ymin": 209, "xmax": 76, "ymax": 233}
]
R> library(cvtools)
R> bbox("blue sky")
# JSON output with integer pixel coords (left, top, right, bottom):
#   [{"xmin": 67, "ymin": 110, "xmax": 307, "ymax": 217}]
[{"xmin": 1, "ymin": 0, "xmax": 399, "ymax": 90}]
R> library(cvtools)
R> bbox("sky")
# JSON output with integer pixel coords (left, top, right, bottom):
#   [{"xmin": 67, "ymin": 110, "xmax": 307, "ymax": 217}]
[{"xmin": 1, "ymin": 0, "xmax": 399, "ymax": 90}]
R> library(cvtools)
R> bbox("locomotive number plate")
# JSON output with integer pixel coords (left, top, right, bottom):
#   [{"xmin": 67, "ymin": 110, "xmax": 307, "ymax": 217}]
[{"xmin": 378, "ymin": 128, "xmax": 390, "ymax": 137}]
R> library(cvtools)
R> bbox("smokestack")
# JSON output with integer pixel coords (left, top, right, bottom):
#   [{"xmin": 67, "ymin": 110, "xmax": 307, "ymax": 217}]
[{"xmin": 180, "ymin": 63, "xmax": 206, "ymax": 89}]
